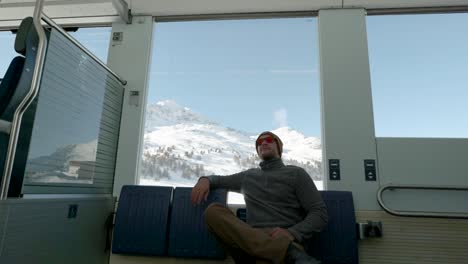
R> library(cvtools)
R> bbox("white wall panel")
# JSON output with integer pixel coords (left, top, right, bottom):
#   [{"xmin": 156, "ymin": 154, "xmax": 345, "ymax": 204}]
[
  {"xmin": 107, "ymin": 16, "xmax": 153, "ymax": 197},
  {"xmin": 319, "ymin": 9, "xmax": 379, "ymax": 210}
]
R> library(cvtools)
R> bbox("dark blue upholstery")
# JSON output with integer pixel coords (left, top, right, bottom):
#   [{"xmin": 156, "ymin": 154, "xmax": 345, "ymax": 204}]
[
  {"xmin": 306, "ymin": 191, "xmax": 358, "ymax": 264},
  {"xmin": 168, "ymin": 187, "xmax": 227, "ymax": 259},
  {"xmin": 112, "ymin": 185, "xmax": 173, "ymax": 256},
  {"xmin": 112, "ymin": 187, "xmax": 357, "ymax": 262},
  {"xmin": 0, "ymin": 56, "xmax": 25, "ymax": 116}
]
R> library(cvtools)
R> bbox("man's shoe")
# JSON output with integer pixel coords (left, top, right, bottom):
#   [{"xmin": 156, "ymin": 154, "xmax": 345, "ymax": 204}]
[{"xmin": 285, "ymin": 243, "xmax": 321, "ymax": 264}]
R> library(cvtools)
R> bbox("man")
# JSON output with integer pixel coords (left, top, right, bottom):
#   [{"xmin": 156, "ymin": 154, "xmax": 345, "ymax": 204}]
[{"xmin": 191, "ymin": 131, "xmax": 328, "ymax": 264}]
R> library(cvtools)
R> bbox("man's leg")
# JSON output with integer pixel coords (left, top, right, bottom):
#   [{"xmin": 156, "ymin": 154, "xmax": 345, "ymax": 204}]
[{"xmin": 204, "ymin": 203, "xmax": 291, "ymax": 264}]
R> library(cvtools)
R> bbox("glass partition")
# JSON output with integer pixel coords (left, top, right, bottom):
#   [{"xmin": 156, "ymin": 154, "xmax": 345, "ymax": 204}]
[{"xmin": 21, "ymin": 27, "xmax": 124, "ymax": 194}]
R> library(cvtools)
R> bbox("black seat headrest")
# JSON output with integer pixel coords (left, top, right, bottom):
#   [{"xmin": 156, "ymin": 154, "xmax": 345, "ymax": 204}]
[{"xmin": 14, "ymin": 17, "xmax": 34, "ymax": 56}]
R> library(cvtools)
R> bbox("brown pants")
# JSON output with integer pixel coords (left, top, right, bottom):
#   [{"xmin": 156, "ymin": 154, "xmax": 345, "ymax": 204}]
[{"xmin": 204, "ymin": 203, "xmax": 291, "ymax": 264}]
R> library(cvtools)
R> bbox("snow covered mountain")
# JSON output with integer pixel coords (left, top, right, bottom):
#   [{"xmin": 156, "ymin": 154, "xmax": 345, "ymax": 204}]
[
  {"xmin": 25, "ymin": 140, "xmax": 98, "ymax": 184},
  {"xmin": 141, "ymin": 100, "xmax": 323, "ymax": 189},
  {"xmin": 145, "ymin": 100, "xmax": 216, "ymax": 130}
]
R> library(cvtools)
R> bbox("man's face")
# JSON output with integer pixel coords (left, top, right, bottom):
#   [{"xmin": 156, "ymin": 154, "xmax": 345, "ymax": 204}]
[{"xmin": 256, "ymin": 135, "xmax": 280, "ymax": 160}]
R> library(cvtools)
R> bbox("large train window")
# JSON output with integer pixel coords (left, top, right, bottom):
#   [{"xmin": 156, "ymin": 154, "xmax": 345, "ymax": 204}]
[
  {"xmin": 367, "ymin": 14, "xmax": 468, "ymax": 138},
  {"xmin": 140, "ymin": 18, "xmax": 323, "ymax": 204}
]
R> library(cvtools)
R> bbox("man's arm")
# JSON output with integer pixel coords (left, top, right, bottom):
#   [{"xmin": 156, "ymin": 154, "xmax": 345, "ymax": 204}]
[
  {"xmin": 204, "ymin": 170, "xmax": 249, "ymax": 192},
  {"xmin": 191, "ymin": 171, "xmax": 248, "ymax": 205},
  {"xmin": 287, "ymin": 168, "xmax": 328, "ymax": 243}
]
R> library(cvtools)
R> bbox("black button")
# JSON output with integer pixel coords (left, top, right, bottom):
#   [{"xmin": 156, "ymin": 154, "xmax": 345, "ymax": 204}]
[
  {"xmin": 364, "ymin": 159, "xmax": 375, "ymax": 168},
  {"xmin": 329, "ymin": 168, "xmax": 341, "ymax": 181},
  {"xmin": 329, "ymin": 159, "xmax": 340, "ymax": 169},
  {"xmin": 365, "ymin": 168, "xmax": 376, "ymax": 181}
]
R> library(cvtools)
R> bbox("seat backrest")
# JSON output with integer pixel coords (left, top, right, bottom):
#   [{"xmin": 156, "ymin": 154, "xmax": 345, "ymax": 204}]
[
  {"xmin": 1, "ymin": 16, "xmax": 38, "ymax": 122},
  {"xmin": 112, "ymin": 185, "xmax": 173, "ymax": 256},
  {"xmin": 307, "ymin": 191, "xmax": 358, "ymax": 264},
  {"xmin": 112, "ymin": 185, "xmax": 228, "ymax": 259},
  {"xmin": 0, "ymin": 16, "xmax": 33, "ymax": 117},
  {"xmin": 168, "ymin": 187, "xmax": 227, "ymax": 259}
]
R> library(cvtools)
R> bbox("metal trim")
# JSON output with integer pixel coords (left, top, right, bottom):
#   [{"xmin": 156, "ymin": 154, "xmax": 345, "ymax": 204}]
[
  {"xmin": 367, "ymin": 6, "xmax": 468, "ymax": 16},
  {"xmin": 152, "ymin": 6, "xmax": 468, "ymax": 22},
  {"xmin": 41, "ymin": 14, "xmax": 127, "ymax": 85},
  {"xmin": 377, "ymin": 184, "xmax": 468, "ymax": 219},
  {"xmin": 1, "ymin": 0, "xmax": 49, "ymax": 200},
  {"xmin": 154, "ymin": 11, "xmax": 318, "ymax": 22},
  {"xmin": 0, "ymin": 15, "xmax": 119, "ymax": 31}
]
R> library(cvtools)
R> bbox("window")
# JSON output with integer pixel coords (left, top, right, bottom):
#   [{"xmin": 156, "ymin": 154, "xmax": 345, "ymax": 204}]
[
  {"xmin": 69, "ymin": 27, "xmax": 111, "ymax": 62},
  {"xmin": 1, "ymin": 27, "xmax": 110, "ymax": 78},
  {"xmin": 367, "ymin": 14, "xmax": 468, "ymax": 138},
  {"xmin": 0, "ymin": 31, "xmax": 17, "ymax": 78},
  {"xmin": 140, "ymin": 18, "xmax": 323, "ymax": 204}
]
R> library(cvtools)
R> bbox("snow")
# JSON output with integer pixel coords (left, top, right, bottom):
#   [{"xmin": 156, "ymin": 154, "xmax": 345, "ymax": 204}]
[{"xmin": 141, "ymin": 100, "xmax": 324, "ymax": 204}]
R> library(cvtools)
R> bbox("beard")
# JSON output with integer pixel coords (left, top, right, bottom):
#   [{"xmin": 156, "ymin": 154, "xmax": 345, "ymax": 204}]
[{"xmin": 260, "ymin": 151, "xmax": 278, "ymax": 161}]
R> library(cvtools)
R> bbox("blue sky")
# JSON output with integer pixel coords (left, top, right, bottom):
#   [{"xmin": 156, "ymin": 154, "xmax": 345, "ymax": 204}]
[
  {"xmin": 1, "ymin": 14, "xmax": 467, "ymax": 139},
  {"xmin": 367, "ymin": 14, "xmax": 468, "ymax": 138},
  {"xmin": 148, "ymin": 18, "xmax": 321, "ymax": 136}
]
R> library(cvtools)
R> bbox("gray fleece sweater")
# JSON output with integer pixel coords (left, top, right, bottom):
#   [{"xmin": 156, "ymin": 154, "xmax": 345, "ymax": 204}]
[{"xmin": 206, "ymin": 158, "xmax": 328, "ymax": 243}]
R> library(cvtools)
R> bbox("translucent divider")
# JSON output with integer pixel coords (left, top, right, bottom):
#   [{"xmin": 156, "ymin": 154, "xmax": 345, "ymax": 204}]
[{"xmin": 21, "ymin": 28, "xmax": 124, "ymax": 194}]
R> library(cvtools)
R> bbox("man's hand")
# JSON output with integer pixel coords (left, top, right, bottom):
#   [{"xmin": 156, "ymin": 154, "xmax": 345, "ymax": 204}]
[
  {"xmin": 270, "ymin": 227, "xmax": 295, "ymax": 241},
  {"xmin": 191, "ymin": 177, "xmax": 210, "ymax": 205}
]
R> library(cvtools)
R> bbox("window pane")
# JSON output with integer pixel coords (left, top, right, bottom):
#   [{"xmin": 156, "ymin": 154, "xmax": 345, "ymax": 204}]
[
  {"xmin": 0, "ymin": 31, "xmax": 17, "ymax": 78},
  {"xmin": 141, "ymin": 18, "xmax": 323, "ymax": 204},
  {"xmin": 69, "ymin": 27, "xmax": 111, "ymax": 62},
  {"xmin": 1, "ymin": 27, "xmax": 110, "ymax": 79},
  {"xmin": 367, "ymin": 14, "xmax": 468, "ymax": 138}
]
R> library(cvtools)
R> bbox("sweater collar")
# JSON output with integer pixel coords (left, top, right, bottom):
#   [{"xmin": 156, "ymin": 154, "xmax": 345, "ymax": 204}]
[{"xmin": 259, "ymin": 157, "xmax": 285, "ymax": 170}]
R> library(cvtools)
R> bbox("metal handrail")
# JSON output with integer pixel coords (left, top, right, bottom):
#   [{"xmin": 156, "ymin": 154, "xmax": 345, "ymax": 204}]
[
  {"xmin": 377, "ymin": 183, "xmax": 468, "ymax": 219},
  {"xmin": 1, "ymin": 0, "xmax": 48, "ymax": 200},
  {"xmin": 41, "ymin": 13, "xmax": 127, "ymax": 86}
]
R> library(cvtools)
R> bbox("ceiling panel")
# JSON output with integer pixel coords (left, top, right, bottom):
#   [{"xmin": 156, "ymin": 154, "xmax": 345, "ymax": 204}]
[{"xmin": 129, "ymin": 0, "xmax": 342, "ymax": 16}]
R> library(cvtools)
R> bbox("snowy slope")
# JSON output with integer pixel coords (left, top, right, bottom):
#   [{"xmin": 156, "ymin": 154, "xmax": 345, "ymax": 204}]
[{"xmin": 141, "ymin": 100, "xmax": 323, "ymax": 187}]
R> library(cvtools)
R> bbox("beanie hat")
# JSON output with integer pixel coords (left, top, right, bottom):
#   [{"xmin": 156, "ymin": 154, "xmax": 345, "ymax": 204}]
[{"xmin": 255, "ymin": 131, "xmax": 283, "ymax": 157}]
